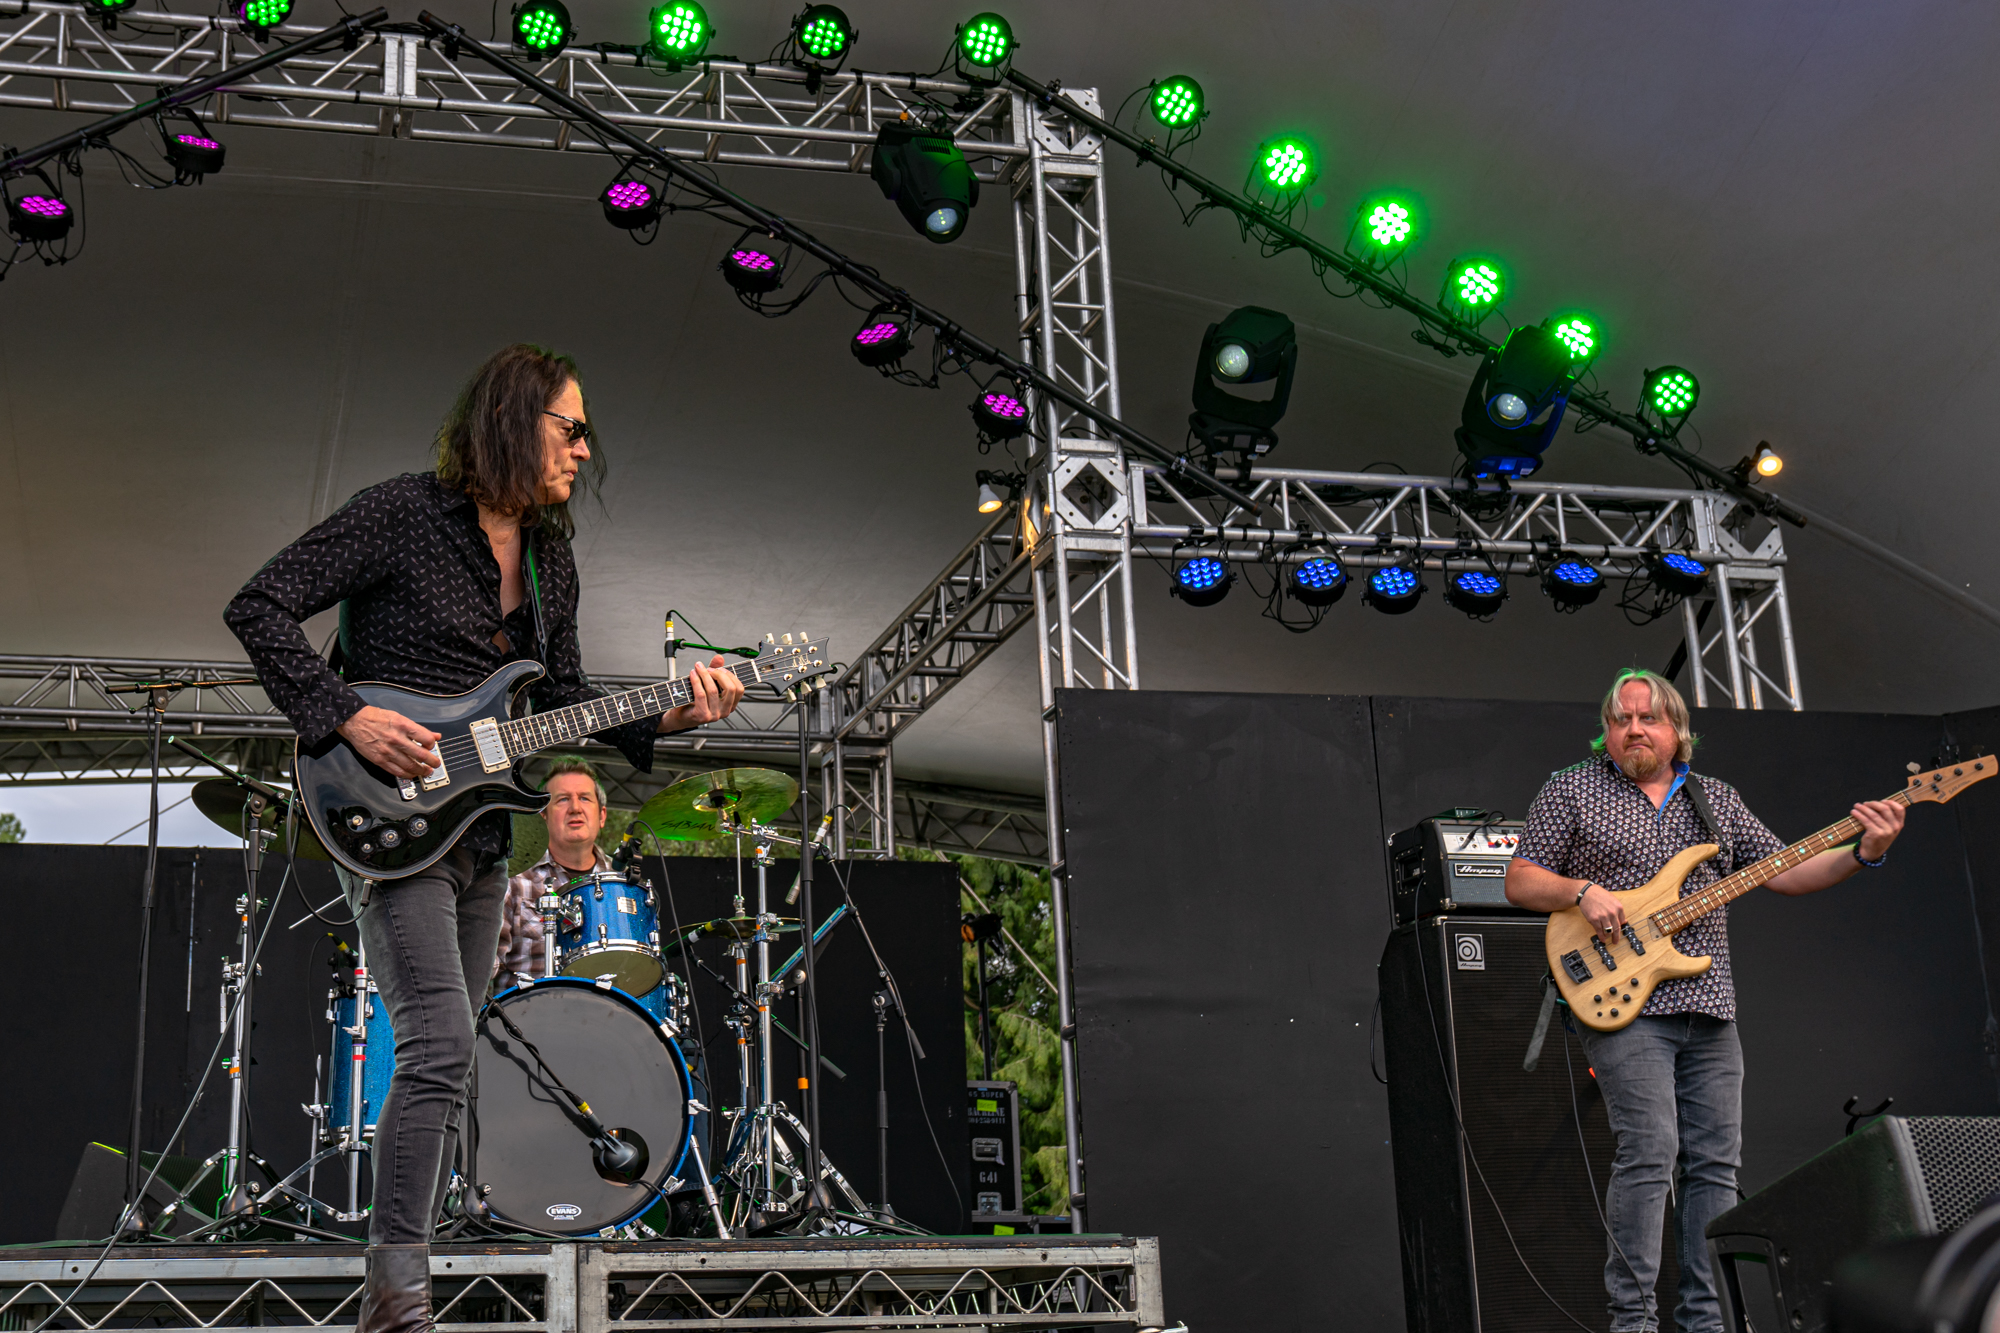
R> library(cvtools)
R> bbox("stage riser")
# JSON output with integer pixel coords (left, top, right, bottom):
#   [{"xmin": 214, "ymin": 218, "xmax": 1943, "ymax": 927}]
[{"xmin": 0, "ymin": 1238, "xmax": 1163, "ymax": 1331}]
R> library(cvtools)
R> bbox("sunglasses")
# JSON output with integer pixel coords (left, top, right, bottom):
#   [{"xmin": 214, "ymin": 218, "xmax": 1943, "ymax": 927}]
[{"xmin": 544, "ymin": 410, "xmax": 594, "ymax": 445}]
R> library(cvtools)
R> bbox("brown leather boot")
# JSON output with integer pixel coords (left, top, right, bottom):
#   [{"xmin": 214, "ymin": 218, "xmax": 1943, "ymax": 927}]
[{"xmin": 356, "ymin": 1243, "xmax": 434, "ymax": 1333}]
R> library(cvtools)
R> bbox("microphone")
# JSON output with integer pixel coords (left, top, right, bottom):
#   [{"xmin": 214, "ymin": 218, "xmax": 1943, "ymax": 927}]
[
  {"xmin": 610, "ymin": 821, "xmax": 644, "ymax": 873},
  {"xmin": 785, "ymin": 814, "xmax": 834, "ymax": 905}
]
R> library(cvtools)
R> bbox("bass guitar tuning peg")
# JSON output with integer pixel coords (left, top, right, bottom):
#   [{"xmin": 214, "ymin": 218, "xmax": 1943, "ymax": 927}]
[{"xmin": 1908, "ymin": 762, "xmax": 1922, "ymax": 774}]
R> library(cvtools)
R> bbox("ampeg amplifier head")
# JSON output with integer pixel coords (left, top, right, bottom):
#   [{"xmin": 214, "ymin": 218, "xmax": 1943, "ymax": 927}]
[{"xmin": 1388, "ymin": 809, "xmax": 1531, "ymax": 927}]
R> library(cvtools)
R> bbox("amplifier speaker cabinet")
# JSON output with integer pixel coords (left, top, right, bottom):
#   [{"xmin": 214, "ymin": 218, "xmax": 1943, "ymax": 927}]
[
  {"xmin": 1389, "ymin": 812, "xmax": 1532, "ymax": 928},
  {"xmin": 1379, "ymin": 914, "xmax": 1677, "ymax": 1333},
  {"xmin": 1707, "ymin": 1115, "xmax": 2000, "ymax": 1333}
]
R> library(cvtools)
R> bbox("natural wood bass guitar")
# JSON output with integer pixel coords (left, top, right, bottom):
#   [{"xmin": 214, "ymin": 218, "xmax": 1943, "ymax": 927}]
[{"xmin": 1546, "ymin": 758, "xmax": 1994, "ymax": 1031}]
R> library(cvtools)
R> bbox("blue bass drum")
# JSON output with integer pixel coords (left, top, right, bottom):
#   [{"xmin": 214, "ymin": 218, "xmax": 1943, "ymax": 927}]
[
  {"xmin": 555, "ymin": 870, "xmax": 664, "ymax": 995},
  {"xmin": 474, "ymin": 977, "xmax": 693, "ymax": 1236},
  {"xmin": 324, "ymin": 977, "xmax": 395, "ymax": 1140}
]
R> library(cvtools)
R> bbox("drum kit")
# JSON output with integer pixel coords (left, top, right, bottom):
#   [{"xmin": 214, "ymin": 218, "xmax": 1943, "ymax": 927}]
[{"xmin": 148, "ymin": 757, "xmax": 896, "ymax": 1243}]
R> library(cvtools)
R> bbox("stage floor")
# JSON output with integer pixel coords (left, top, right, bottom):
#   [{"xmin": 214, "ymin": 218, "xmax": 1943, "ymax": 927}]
[{"xmin": 0, "ymin": 1234, "xmax": 1164, "ymax": 1330}]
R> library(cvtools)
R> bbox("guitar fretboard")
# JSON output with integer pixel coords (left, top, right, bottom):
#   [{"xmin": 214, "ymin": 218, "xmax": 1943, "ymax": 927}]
[
  {"xmin": 496, "ymin": 657, "xmax": 773, "ymax": 757},
  {"xmin": 1650, "ymin": 788, "xmax": 1914, "ymax": 935}
]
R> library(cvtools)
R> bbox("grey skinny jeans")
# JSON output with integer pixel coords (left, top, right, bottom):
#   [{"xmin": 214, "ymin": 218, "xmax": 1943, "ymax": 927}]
[
  {"xmin": 343, "ymin": 845, "xmax": 508, "ymax": 1245},
  {"xmin": 1576, "ymin": 1013, "xmax": 1745, "ymax": 1333}
]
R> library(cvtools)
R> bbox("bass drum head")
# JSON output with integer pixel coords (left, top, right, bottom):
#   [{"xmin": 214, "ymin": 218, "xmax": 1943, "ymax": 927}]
[{"xmin": 474, "ymin": 979, "xmax": 691, "ymax": 1235}]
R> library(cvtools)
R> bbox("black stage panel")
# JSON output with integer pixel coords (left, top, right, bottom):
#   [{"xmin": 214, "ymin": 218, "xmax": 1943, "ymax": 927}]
[
  {"xmin": 1056, "ymin": 690, "xmax": 2000, "ymax": 1333},
  {"xmin": 0, "ymin": 848, "xmax": 961, "ymax": 1242},
  {"xmin": 1056, "ymin": 690, "xmax": 1398, "ymax": 1332},
  {"xmin": 1944, "ymin": 702, "xmax": 2000, "ymax": 1108}
]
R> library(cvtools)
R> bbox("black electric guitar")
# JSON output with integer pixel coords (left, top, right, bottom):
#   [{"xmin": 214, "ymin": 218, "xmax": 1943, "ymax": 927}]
[
  {"xmin": 1547, "ymin": 756, "xmax": 1994, "ymax": 1031},
  {"xmin": 296, "ymin": 635, "xmax": 829, "ymax": 879}
]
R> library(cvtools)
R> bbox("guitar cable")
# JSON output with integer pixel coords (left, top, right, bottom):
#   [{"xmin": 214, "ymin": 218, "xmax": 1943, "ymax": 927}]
[{"xmin": 1561, "ymin": 1021, "xmax": 1648, "ymax": 1297}]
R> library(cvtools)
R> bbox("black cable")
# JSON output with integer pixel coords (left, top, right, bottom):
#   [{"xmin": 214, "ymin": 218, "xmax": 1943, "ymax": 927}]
[
  {"xmin": 1562, "ymin": 1019, "xmax": 1646, "ymax": 1296},
  {"xmin": 1410, "ymin": 926, "xmax": 1600, "ymax": 1333},
  {"xmin": 1367, "ymin": 995, "xmax": 1387, "ymax": 1086}
]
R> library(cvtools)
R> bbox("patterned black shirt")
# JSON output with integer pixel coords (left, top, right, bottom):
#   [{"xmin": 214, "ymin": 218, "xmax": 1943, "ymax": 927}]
[
  {"xmin": 1514, "ymin": 755, "xmax": 1783, "ymax": 1020},
  {"xmin": 224, "ymin": 473, "xmax": 660, "ymax": 859}
]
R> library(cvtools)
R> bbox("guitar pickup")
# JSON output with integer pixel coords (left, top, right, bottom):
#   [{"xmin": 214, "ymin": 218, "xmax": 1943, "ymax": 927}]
[
  {"xmin": 419, "ymin": 741, "xmax": 450, "ymax": 791},
  {"xmin": 1561, "ymin": 950, "xmax": 1592, "ymax": 984},
  {"xmin": 469, "ymin": 719, "xmax": 509, "ymax": 773},
  {"xmin": 1621, "ymin": 924, "xmax": 1646, "ymax": 955},
  {"xmin": 1592, "ymin": 937, "xmax": 1618, "ymax": 971}
]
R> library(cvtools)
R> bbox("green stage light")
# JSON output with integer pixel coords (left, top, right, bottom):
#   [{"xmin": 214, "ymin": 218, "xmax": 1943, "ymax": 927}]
[
  {"xmin": 1348, "ymin": 193, "xmax": 1418, "ymax": 268},
  {"xmin": 648, "ymin": 0, "xmax": 709, "ymax": 60},
  {"xmin": 512, "ymin": 0, "xmax": 572, "ymax": 54},
  {"xmin": 1443, "ymin": 257, "xmax": 1504, "ymax": 318},
  {"xmin": 235, "ymin": 0, "xmax": 291, "ymax": 28},
  {"xmin": 1151, "ymin": 76, "xmax": 1204, "ymax": 129},
  {"xmin": 1551, "ymin": 314, "xmax": 1597, "ymax": 362},
  {"xmin": 958, "ymin": 12, "xmax": 1014, "ymax": 68},
  {"xmin": 1646, "ymin": 366, "xmax": 1699, "ymax": 419},
  {"xmin": 1258, "ymin": 137, "xmax": 1315, "ymax": 193},
  {"xmin": 84, "ymin": 0, "xmax": 138, "ymax": 17},
  {"xmin": 1365, "ymin": 200, "xmax": 1412, "ymax": 248},
  {"xmin": 796, "ymin": 4, "xmax": 852, "ymax": 60}
]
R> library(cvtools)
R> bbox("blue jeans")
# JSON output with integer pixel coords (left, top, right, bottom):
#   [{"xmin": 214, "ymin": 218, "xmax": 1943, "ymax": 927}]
[
  {"xmin": 343, "ymin": 846, "xmax": 509, "ymax": 1244},
  {"xmin": 1576, "ymin": 1014, "xmax": 1744, "ymax": 1333}
]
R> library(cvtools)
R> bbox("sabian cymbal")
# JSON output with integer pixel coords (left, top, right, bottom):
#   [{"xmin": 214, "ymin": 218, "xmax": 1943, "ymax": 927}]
[
  {"xmin": 637, "ymin": 768, "xmax": 800, "ymax": 841},
  {"xmin": 191, "ymin": 779, "xmax": 330, "ymax": 861}
]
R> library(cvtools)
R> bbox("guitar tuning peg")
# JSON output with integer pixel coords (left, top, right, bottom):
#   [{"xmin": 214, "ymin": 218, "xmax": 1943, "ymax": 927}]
[
  {"xmin": 1908, "ymin": 762, "xmax": 1922, "ymax": 774},
  {"xmin": 765, "ymin": 633, "xmax": 776, "ymax": 645},
  {"xmin": 782, "ymin": 633, "xmax": 793, "ymax": 645}
]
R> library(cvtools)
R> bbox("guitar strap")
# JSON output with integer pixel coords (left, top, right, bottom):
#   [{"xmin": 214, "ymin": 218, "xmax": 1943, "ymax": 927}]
[{"xmin": 1681, "ymin": 773, "xmax": 1734, "ymax": 871}]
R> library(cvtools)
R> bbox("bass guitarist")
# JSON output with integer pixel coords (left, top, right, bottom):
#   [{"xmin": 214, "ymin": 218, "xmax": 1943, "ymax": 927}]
[
  {"xmin": 1503, "ymin": 668, "xmax": 1904, "ymax": 1333},
  {"xmin": 225, "ymin": 343, "xmax": 744, "ymax": 1333}
]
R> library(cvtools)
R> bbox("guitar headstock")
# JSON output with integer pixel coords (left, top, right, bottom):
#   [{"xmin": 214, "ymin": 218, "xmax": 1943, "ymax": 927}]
[
  {"xmin": 1905, "ymin": 755, "xmax": 1997, "ymax": 805},
  {"xmin": 755, "ymin": 633, "xmax": 830, "ymax": 698}
]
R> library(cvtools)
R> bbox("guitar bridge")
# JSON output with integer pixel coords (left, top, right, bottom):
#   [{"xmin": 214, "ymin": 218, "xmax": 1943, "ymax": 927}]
[
  {"xmin": 469, "ymin": 718, "xmax": 510, "ymax": 773},
  {"xmin": 1561, "ymin": 949, "xmax": 1592, "ymax": 984}
]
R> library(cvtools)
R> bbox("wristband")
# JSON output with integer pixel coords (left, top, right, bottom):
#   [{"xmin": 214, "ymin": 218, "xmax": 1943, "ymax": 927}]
[
  {"xmin": 1574, "ymin": 882, "xmax": 1595, "ymax": 906},
  {"xmin": 1852, "ymin": 844, "xmax": 1886, "ymax": 869}
]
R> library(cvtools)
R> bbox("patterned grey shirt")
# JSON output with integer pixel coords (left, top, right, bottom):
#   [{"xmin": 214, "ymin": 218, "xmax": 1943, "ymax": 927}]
[{"xmin": 1514, "ymin": 755, "xmax": 1783, "ymax": 1020}]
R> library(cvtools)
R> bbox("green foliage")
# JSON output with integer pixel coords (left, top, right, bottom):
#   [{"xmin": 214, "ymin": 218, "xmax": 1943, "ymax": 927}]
[
  {"xmin": 0, "ymin": 812, "xmax": 20, "ymax": 843},
  {"xmin": 913, "ymin": 849, "xmax": 1070, "ymax": 1218}
]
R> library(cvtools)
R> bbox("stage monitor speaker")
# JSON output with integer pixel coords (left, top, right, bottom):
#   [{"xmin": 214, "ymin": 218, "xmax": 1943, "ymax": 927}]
[
  {"xmin": 54, "ymin": 1142, "xmax": 213, "ymax": 1241},
  {"xmin": 1707, "ymin": 1115, "xmax": 2000, "ymax": 1333},
  {"xmin": 1379, "ymin": 914, "xmax": 1672, "ymax": 1333}
]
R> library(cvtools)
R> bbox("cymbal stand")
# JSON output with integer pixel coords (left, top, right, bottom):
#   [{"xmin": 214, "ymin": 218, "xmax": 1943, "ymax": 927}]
[{"xmin": 216, "ymin": 791, "xmax": 268, "ymax": 1221}]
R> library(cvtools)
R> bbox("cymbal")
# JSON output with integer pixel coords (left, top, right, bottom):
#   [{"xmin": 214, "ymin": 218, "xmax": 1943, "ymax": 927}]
[
  {"xmin": 662, "ymin": 915, "xmax": 801, "ymax": 956},
  {"xmin": 191, "ymin": 779, "xmax": 330, "ymax": 861},
  {"xmin": 637, "ymin": 768, "xmax": 800, "ymax": 841}
]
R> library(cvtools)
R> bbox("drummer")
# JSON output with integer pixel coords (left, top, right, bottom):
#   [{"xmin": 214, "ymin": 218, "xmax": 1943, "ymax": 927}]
[{"xmin": 493, "ymin": 759, "xmax": 612, "ymax": 987}]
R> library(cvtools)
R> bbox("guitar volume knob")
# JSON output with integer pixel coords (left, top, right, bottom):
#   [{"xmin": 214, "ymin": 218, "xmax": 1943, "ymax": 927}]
[{"xmin": 410, "ymin": 817, "xmax": 429, "ymax": 836}]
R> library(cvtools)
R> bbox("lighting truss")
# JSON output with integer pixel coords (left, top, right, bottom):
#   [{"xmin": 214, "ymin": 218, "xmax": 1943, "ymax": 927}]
[
  {"xmin": 0, "ymin": 3, "xmax": 1019, "ymax": 174},
  {"xmin": 1132, "ymin": 462, "xmax": 1802, "ymax": 711}
]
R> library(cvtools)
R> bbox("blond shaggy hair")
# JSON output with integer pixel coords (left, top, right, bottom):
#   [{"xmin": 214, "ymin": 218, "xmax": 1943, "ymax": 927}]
[{"xmin": 1589, "ymin": 669, "xmax": 1697, "ymax": 765}]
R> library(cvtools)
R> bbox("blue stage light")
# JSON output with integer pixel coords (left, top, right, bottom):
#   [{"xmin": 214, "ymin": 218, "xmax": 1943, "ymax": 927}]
[
  {"xmin": 1171, "ymin": 554, "xmax": 1233, "ymax": 607},
  {"xmin": 1363, "ymin": 564, "xmax": 1424, "ymax": 615},
  {"xmin": 1444, "ymin": 569, "xmax": 1507, "ymax": 617},
  {"xmin": 1542, "ymin": 558, "xmax": 1604, "ymax": 610},
  {"xmin": 1289, "ymin": 555, "xmax": 1347, "ymax": 607},
  {"xmin": 1648, "ymin": 552, "xmax": 1710, "ymax": 597}
]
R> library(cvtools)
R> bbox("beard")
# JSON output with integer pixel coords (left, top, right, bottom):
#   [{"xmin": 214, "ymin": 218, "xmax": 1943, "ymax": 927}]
[{"xmin": 1619, "ymin": 742, "xmax": 1667, "ymax": 782}]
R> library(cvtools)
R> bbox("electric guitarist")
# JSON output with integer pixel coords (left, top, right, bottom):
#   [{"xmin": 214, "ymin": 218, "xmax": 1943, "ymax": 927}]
[
  {"xmin": 1503, "ymin": 668, "xmax": 1903, "ymax": 1333},
  {"xmin": 225, "ymin": 344, "xmax": 745, "ymax": 1333}
]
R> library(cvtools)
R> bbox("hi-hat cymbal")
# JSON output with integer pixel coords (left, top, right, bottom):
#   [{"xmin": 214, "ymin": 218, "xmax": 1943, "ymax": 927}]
[
  {"xmin": 191, "ymin": 779, "xmax": 330, "ymax": 861},
  {"xmin": 637, "ymin": 768, "xmax": 800, "ymax": 841}
]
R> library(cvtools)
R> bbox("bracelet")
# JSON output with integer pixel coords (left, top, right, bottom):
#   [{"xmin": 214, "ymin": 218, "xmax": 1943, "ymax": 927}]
[
  {"xmin": 1574, "ymin": 882, "xmax": 1595, "ymax": 906},
  {"xmin": 1852, "ymin": 844, "xmax": 1887, "ymax": 869}
]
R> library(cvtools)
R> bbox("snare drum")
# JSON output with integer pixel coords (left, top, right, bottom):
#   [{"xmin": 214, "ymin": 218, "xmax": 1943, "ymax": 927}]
[
  {"xmin": 324, "ymin": 977, "xmax": 395, "ymax": 1141},
  {"xmin": 556, "ymin": 870, "xmax": 664, "ymax": 995}
]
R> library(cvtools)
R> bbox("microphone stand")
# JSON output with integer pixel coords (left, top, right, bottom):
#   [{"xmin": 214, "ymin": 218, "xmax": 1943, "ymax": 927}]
[
  {"xmin": 794, "ymin": 692, "xmax": 831, "ymax": 1216},
  {"xmin": 103, "ymin": 675, "xmax": 255, "ymax": 1235}
]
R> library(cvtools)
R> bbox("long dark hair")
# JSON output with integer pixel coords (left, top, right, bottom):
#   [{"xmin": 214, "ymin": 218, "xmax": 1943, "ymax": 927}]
[{"xmin": 435, "ymin": 343, "xmax": 605, "ymax": 537}]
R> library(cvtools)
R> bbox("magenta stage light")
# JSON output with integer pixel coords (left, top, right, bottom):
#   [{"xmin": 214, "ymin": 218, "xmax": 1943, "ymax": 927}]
[
  {"xmin": 167, "ymin": 131, "xmax": 226, "ymax": 177},
  {"xmin": 8, "ymin": 193, "xmax": 71, "ymax": 241},
  {"xmin": 851, "ymin": 317, "xmax": 912, "ymax": 367},
  {"xmin": 600, "ymin": 178, "xmax": 661, "ymax": 229},
  {"xmin": 721, "ymin": 246, "xmax": 783, "ymax": 294},
  {"xmin": 971, "ymin": 388, "xmax": 1029, "ymax": 439}
]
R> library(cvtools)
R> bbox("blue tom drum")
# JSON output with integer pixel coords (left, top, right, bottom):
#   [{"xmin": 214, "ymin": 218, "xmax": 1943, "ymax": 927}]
[
  {"xmin": 555, "ymin": 869, "xmax": 664, "ymax": 996},
  {"xmin": 324, "ymin": 975, "xmax": 395, "ymax": 1141}
]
